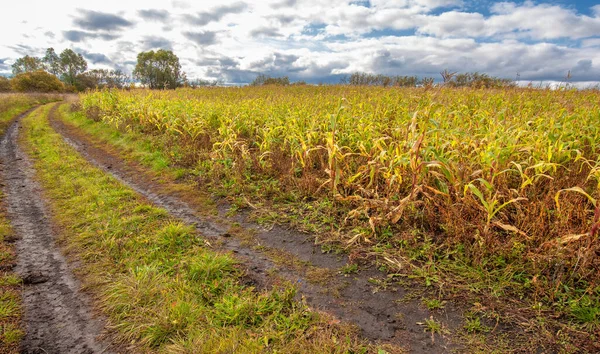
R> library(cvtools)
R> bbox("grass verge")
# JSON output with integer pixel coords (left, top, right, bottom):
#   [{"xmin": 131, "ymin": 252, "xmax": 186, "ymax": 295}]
[
  {"xmin": 24, "ymin": 103, "xmax": 392, "ymax": 353},
  {"xmin": 0, "ymin": 190, "xmax": 22, "ymax": 354}
]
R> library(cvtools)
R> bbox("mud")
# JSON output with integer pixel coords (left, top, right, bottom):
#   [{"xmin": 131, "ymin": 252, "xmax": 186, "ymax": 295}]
[
  {"xmin": 0, "ymin": 108, "xmax": 111, "ymax": 354},
  {"xmin": 49, "ymin": 105, "xmax": 466, "ymax": 353}
]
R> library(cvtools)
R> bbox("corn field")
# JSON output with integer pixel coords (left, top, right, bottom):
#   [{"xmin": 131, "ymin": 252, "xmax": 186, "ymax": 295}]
[{"xmin": 81, "ymin": 86, "xmax": 600, "ymax": 302}]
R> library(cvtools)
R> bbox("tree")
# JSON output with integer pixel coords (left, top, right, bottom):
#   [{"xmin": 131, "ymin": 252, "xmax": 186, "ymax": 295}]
[
  {"xmin": 11, "ymin": 55, "xmax": 44, "ymax": 76},
  {"xmin": 11, "ymin": 71, "xmax": 64, "ymax": 92},
  {"xmin": 251, "ymin": 74, "xmax": 290, "ymax": 86},
  {"xmin": 74, "ymin": 69, "xmax": 129, "ymax": 91},
  {"xmin": 133, "ymin": 50, "xmax": 184, "ymax": 89},
  {"xmin": 0, "ymin": 77, "xmax": 11, "ymax": 92},
  {"xmin": 43, "ymin": 48, "xmax": 61, "ymax": 76},
  {"xmin": 59, "ymin": 49, "xmax": 87, "ymax": 86}
]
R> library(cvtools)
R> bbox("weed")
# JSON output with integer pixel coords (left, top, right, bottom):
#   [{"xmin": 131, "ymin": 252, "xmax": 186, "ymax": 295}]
[
  {"xmin": 464, "ymin": 316, "xmax": 490, "ymax": 333},
  {"xmin": 419, "ymin": 316, "xmax": 443, "ymax": 334},
  {"xmin": 340, "ymin": 263, "xmax": 359, "ymax": 275},
  {"xmin": 422, "ymin": 298, "xmax": 445, "ymax": 310}
]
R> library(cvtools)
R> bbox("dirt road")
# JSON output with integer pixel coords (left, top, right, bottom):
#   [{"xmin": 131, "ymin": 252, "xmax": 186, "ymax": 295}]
[{"xmin": 0, "ymin": 107, "xmax": 110, "ymax": 354}]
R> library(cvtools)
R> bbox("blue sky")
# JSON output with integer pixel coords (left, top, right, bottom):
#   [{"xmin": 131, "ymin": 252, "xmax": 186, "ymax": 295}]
[{"xmin": 0, "ymin": 0, "xmax": 599, "ymax": 84}]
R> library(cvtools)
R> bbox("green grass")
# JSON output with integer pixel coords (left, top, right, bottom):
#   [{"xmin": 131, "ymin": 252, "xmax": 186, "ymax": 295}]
[{"xmin": 23, "ymin": 104, "xmax": 388, "ymax": 353}]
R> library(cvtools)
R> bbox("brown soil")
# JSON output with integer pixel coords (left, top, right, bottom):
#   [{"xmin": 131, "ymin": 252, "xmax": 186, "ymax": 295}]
[
  {"xmin": 0, "ymin": 108, "xmax": 111, "ymax": 353},
  {"xmin": 48, "ymin": 104, "xmax": 470, "ymax": 353}
]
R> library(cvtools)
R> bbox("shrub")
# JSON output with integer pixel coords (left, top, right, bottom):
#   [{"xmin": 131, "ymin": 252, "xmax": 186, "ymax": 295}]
[
  {"xmin": 251, "ymin": 74, "xmax": 290, "ymax": 86},
  {"xmin": 0, "ymin": 77, "xmax": 11, "ymax": 92},
  {"xmin": 11, "ymin": 71, "xmax": 64, "ymax": 93}
]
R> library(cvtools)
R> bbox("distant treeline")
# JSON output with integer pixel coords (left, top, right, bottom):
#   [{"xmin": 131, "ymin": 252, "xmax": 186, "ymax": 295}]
[
  {"xmin": 342, "ymin": 73, "xmax": 429, "ymax": 87},
  {"xmin": 250, "ymin": 71, "xmax": 517, "ymax": 88}
]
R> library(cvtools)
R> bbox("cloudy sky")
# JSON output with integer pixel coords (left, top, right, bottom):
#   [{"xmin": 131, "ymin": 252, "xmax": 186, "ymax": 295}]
[{"xmin": 1, "ymin": 0, "xmax": 599, "ymax": 84}]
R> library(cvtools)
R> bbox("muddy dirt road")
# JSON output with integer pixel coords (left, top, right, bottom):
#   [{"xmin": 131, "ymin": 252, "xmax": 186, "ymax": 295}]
[
  {"xmin": 0, "ymin": 108, "xmax": 110, "ymax": 354},
  {"xmin": 49, "ymin": 105, "xmax": 465, "ymax": 353}
]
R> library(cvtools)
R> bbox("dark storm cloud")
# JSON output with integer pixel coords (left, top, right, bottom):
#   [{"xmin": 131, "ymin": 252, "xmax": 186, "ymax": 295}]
[
  {"xmin": 274, "ymin": 14, "xmax": 296, "ymax": 25},
  {"xmin": 195, "ymin": 56, "xmax": 239, "ymax": 68},
  {"xmin": 570, "ymin": 59, "xmax": 595, "ymax": 81},
  {"xmin": 271, "ymin": 0, "xmax": 296, "ymax": 9},
  {"xmin": 219, "ymin": 57, "xmax": 238, "ymax": 67},
  {"xmin": 73, "ymin": 10, "xmax": 134, "ymax": 31},
  {"xmin": 206, "ymin": 67, "xmax": 258, "ymax": 84},
  {"xmin": 142, "ymin": 36, "xmax": 173, "ymax": 50},
  {"xmin": 63, "ymin": 30, "xmax": 120, "ymax": 42},
  {"xmin": 0, "ymin": 58, "xmax": 8, "ymax": 72},
  {"xmin": 183, "ymin": 2, "xmax": 247, "ymax": 26},
  {"xmin": 138, "ymin": 9, "xmax": 170, "ymax": 22},
  {"xmin": 250, "ymin": 27, "xmax": 284, "ymax": 38},
  {"xmin": 7, "ymin": 44, "xmax": 36, "ymax": 56},
  {"xmin": 372, "ymin": 50, "xmax": 404, "ymax": 69},
  {"xmin": 79, "ymin": 50, "xmax": 112, "ymax": 65},
  {"xmin": 248, "ymin": 52, "xmax": 303, "ymax": 72},
  {"xmin": 183, "ymin": 31, "xmax": 218, "ymax": 46}
]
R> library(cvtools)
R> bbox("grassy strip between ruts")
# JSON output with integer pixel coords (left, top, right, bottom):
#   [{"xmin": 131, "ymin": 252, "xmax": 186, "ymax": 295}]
[
  {"xmin": 22, "ymin": 103, "xmax": 389, "ymax": 353},
  {"xmin": 0, "ymin": 95, "xmax": 62, "ymax": 353}
]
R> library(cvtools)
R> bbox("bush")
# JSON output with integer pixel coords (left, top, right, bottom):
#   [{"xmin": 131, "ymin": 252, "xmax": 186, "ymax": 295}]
[
  {"xmin": 11, "ymin": 71, "xmax": 64, "ymax": 93},
  {"xmin": 446, "ymin": 72, "xmax": 515, "ymax": 89},
  {"xmin": 0, "ymin": 77, "xmax": 11, "ymax": 92}
]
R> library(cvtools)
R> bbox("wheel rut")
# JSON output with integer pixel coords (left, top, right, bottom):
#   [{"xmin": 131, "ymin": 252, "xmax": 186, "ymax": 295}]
[
  {"xmin": 0, "ymin": 107, "xmax": 111, "ymax": 354},
  {"xmin": 49, "ymin": 104, "xmax": 466, "ymax": 353}
]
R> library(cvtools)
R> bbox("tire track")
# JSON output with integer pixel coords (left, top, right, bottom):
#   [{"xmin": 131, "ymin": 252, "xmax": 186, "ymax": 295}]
[{"xmin": 0, "ymin": 107, "xmax": 110, "ymax": 354}]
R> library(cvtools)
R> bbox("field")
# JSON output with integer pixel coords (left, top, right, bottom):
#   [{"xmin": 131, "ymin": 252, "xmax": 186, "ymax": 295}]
[
  {"xmin": 79, "ymin": 86, "xmax": 600, "ymax": 349},
  {"xmin": 81, "ymin": 87, "xmax": 600, "ymax": 289},
  {"xmin": 0, "ymin": 87, "xmax": 599, "ymax": 353}
]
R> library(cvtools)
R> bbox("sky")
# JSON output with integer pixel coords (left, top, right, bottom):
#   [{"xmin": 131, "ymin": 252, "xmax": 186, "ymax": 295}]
[{"xmin": 1, "ymin": 0, "xmax": 599, "ymax": 85}]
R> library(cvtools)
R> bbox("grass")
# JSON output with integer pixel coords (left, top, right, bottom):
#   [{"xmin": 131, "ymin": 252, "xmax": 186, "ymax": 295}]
[
  {"xmin": 23, "ymin": 103, "xmax": 397, "ymax": 353},
  {"xmin": 420, "ymin": 316, "xmax": 443, "ymax": 334},
  {"xmin": 63, "ymin": 86, "xmax": 600, "ymax": 351},
  {"xmin": 0, "ymin": 192, "xmax": 23, "ymax": 354}
]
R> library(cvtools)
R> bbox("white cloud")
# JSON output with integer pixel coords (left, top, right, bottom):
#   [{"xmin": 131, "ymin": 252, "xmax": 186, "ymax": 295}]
[
  {"xmin": 418, "ymin": 1, "xmax": 600, "ymax": 40},
  {"xmin": 0, "ymin": 0, "xmax": 598, "ymax": 83}
]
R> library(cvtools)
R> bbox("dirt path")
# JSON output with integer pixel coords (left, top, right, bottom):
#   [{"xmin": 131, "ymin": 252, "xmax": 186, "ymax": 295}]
[
  {"xmin": 0, "ymin": 107, "xmax": 111, "ymax": 354},
  {"xmin": 49, "ymin": 105, "xmax": 469, "ymax": 352}
]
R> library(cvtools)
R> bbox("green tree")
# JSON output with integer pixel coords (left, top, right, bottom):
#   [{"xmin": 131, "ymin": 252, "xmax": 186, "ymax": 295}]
[
  {"xmin": 0, "ymin": 77, "xmax": 11, "ymax": 92},
  {"xmin": 133, "ymin": 50, "xmax": 184, "ymax": 89},
  {"xmin": 11, "ymin": 55, "xmax": 44, "ymax": 75},
  {"xmin": 59, "ymin": 49, "xmax": 87, "ymax": 86},
  {"xmin": 251, "ymin": 74, "xmax": 290, "ymax": 86},
  {"xmin": 43, "ymin": 48, "xmax": 62, "ymax": 76},
  {"xmin": 11, "ymin": 70, "xmax": 64, "ymax": 92},
  {"xmin": 75, "ymin": 69, "xmax": 129, "ymax": 91}
]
